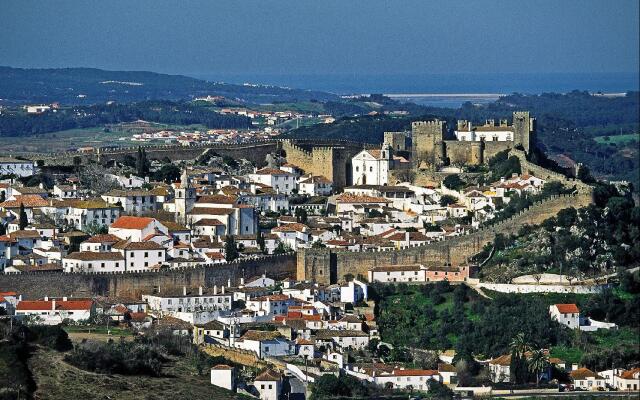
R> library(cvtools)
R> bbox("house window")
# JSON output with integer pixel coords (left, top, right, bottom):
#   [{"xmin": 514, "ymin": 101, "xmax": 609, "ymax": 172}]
[
  {"xmin": 144, "ymin": 252, "xmax": 148, "ymax": 257},
  {"xmin": 158, "ymin": 252, "xmax": 162, "ymax": 257},
  {"xmin": 101, "ymin": 263, "xmax": 105, "ymax": 268}
]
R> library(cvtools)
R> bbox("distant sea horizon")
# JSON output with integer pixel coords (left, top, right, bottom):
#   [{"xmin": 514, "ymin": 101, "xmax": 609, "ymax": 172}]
[{"xmin": 191, "ymin": 72, "xmax": 639, "ymax": 107}]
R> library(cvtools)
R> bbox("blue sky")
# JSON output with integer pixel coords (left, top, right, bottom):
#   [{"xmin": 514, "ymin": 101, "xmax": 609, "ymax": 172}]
[{"xmin": 1, "ymin": 0, "xmax": 638, "ymax": 76}]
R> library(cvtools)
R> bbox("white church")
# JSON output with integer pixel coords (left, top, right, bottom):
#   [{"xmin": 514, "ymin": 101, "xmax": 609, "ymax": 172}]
[{"xmin": 351, "ymin": 143, "xmax": 393, "ymax": 186}]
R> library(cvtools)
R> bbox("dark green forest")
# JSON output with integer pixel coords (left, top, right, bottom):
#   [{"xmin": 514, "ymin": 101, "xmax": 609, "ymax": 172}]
[{"xmin": 0, "ymin": 66, "xmax": 337, "ymax": 105}]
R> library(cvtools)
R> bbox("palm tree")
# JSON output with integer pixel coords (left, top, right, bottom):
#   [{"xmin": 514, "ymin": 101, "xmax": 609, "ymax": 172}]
[
  {"xmin": 528, "ymin": 349, "xmax": 549, "ymax": 387},
  {"xmin": 509, "ymin": 333, "xmax": 531, "ymax": 384},
  {"xmin": 509, "ymin": 332, "xmax": 530, "ymax": 358}
]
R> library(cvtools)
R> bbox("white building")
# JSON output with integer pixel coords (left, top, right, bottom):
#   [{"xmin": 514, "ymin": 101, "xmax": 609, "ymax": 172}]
[
  {"xmin": 112, "ymin": 241, "xmax": 166, "ymax": 271},
  {"xmin": 351, "ymin": 144, "xmax": 392, "ymax": 186},
  {"xmin": 143, "ymin": 286, "xmax": 232, "ymax": 314},
  {"xmin": 549, "ymin": 304, "xmax": 580, "ymax": 329},
  {"xmin": 340, "ymin": 279, "xmax": 368, "ymax": 303},
  {"xmin": 63, "ymin": 251, "xmax": 125, "ymax": 273},
  {"xmin": 248, "ymin": 168, "xmax": 297, "ymax": 195},
  {"xmin": 374, "ymin": 368, "xmax": 441, "ymax": 391},
  {"xmin": 15, "ymin": 298, "xmax": 95, "ymax": 325},
  {"xmin": 102, "ymin": 189, "xmax": 159, "ymax": 215},
  {"xmin": 454, "ymin": 120, "xmax": 514, "ymax": 142},
  {"xmin": 210, "ymin": 365, "xmax": 235, "ymax": 391},
  {"xmin": 253, "ymin": 369, "xmax": 282, "ymax": 400},
  {"xmin": 298, "ymin": 175, "xmax": 332, "ymax": 196},
  {"xmin": 234, "ymin": 330, "xmax": 294, "ymax": 359},
  {"xmin": 246, "ymin": 294, "xmax": 295, "ymax": 316},
  {"xmin": 108, "ymin": 216, "xmax": 168, "ymax": 241},
  {"xmin": 315, "ymin": 329, "xmax": 369, "ymax": 350},
  {"xmin": 570, "ymin": 368, "xmax": 606, "ymax": 391},
  {"xmin": 0, "ymin": 158, "xmax": 35, "ymax": 177}
]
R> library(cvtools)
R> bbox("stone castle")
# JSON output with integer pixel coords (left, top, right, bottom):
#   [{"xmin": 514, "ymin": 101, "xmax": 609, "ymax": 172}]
[{"xmin": 411, "ymin": 111, "xmax": 535, "ymax": 170}]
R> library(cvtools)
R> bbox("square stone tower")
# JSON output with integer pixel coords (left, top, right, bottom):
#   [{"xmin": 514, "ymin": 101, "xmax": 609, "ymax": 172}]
[
  {"xmin": 512, "ymin": 111, "xmax": 535, "ymax": 154},
  {"xmin": 411, "ymin": 119, "xmax": 446, "ymax": 170}
]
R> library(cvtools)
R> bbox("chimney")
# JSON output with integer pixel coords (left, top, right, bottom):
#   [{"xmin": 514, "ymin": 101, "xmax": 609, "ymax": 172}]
[
  {"xmin": 240, "ymin": 277, "xmax": 245, "ymax": 286},
  {"xmin": 63, "ymin": 296, "xmax": 67, "ymax": 301},
  {"xmin": 51, "ymin": 299, "xmax": 56, "ymax": 311},
  {"xmin": 44, "ymin": 296, "xmax": 48, "ymax": 301},
  {"xmin": 227, "ymin": 278, "xmax": 231, "ymax": 287},
  {"xmin": 183, "ymin": 286, "xmax": 187, "ymax": 296},
  {"xmin": 222, "ymin": 286, "xmax": 225, "ymax": 294},
  {"xmin": 214, "ymin": 285, "xmax": 218, "ymax": 295},
  {"xmin": 198, "ymin": 286, "xmax": 203, "ymax": 296}
]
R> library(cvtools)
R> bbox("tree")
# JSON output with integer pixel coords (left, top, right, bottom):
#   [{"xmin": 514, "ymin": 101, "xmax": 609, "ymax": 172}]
[
  {"xmin": 153, "ymin": 164, "xmax": 180, "ymax": 183},
  {"xmin": 439, "ymin": 194, "xmax": 458, "ymax": 207},
  {"xmin": 509, "ymin": 333, "xmax": 531, "ymax": 384},
  {"xmin": 295, "ymin": 207, "xmax": 308, "ymax": 224},
  {"xmin": 18, "ymin": 202, "xmax": 28, "ymax": 230},
  {"xmin": 224, "ymin": 236, "xmax": 239, "ymax": 262},
  {"xmin": 577, "ymin": 164, "xmax": 596, "ymax": 184},
  {"xmin": 136, "ymin": 146, "xmax": 149, "ymax": 177},
  {"xmin": 256, "ymin": 230, "xmax": 266, "ymax": 254},
  {"xmin": 83, "ymin": 221, "xmax": 108, "ymax": 236},
  {"xmin": 443, "ymin": 174, "xmax": 466, "ymax": 191},
  {"xmin": 273, "ymin": 242, "xmax": 290, "ymax": 255},
  {"xmin": 527, "ymin": 349, "xmax": 549, "ymax": 386},
  {"xmin": 312, "ymin": 240, "xmax": 326, "ymax": 248}
]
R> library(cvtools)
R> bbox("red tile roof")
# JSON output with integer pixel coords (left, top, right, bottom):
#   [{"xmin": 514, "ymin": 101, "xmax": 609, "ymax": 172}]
[
  {"xmin": 110, "ymin": 216, "xmax": 154, "ymax": 230},
  {"xmin": 16, "ymin": 299, "xmax": 93, "ymax": 311},
  {"xmin": 554, "ymin": 304, "xmax": 579, "ymax": 314}
]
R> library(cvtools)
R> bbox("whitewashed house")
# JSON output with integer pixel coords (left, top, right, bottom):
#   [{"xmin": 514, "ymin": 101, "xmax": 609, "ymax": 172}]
[{"xmin": 15, "ymin": 298, "xmax": 95, "ymax": 325}]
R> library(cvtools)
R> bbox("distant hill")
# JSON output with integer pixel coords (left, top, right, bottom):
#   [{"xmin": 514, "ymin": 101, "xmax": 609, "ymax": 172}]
[{"xmin": 0, "ymin": 66, "xmax": 338, "ymax": 105}]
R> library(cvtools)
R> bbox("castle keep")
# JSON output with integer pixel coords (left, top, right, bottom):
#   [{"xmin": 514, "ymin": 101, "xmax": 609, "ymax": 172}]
[{"xmin": 411, "ymin": 111, "xmax": 535, "ymax": 170}]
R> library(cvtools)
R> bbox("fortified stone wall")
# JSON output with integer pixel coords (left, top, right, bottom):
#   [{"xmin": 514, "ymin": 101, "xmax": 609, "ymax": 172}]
[
  {"xmin": 281, "ymin": 140, "xmax": 362, "ymax": 190},
  {"xmin": 509, "ymin": 149, "xmax": 592, "ymax": 194},
  {"xmin": 297, "ymin": 192, "xmax": 593, "ymax": 284},
  {"xmin": 0, "ymin": 254, "xmax": 296, "ymax": 299}
]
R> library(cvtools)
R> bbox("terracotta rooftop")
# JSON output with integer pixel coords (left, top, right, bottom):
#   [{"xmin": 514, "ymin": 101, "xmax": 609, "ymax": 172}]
[
  {"xmin": 255, "ymin": 369, "xmax": 282, "ymax": 382},
  {"xmin": 65, "ymin": 251, "xmax": 124, "ymax": 261},
  {"xmin": 83, "ymin": 234, "xmax": 121, "ymax": 244},
  {"xmin": 571, "ymin": 368, "xmax": 604, "ymax": 380},
  {"xmin": 16, "ymin": 299, "xmax": 94, "ymax": 311},
  {"xmin": 1, "ymin": 195, "xmax": 49, "ymax": 208},
  {"xmin": 554, "ymin": 304, "xmax": 580, "ymax": 314},
  {"xmin": 110, "ymin": 216, "xmax": 155, "ymax": 230}
]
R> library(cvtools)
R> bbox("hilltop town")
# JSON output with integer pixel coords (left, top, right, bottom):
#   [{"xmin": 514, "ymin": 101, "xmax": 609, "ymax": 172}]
[{"xmin": 1, "ymin": 105, "xmax": 638, "ymax": 400}]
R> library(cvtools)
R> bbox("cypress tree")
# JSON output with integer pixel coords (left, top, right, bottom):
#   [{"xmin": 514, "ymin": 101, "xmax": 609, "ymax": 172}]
[
  {"xmin": 224, "ymin": 236, "xmax": 239, "ymax": 262},
  {"xmin": 19, "ymin": 202, "xmax": 28, "ymax": 230}
]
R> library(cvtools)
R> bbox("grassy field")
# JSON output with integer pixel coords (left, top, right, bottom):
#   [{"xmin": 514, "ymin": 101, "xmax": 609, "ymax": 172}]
[
  {"xmin": 593, "ymin": 133, "xmax": 639, "ymax": 144},
  {"xmin": 29, "ymin": 347, "xmax": 249, "ymax": 400}
]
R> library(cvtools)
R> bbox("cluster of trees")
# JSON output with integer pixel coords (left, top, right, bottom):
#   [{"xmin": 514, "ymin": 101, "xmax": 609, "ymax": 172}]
[
  {"xmin": 64, "ymin": 340, "xmax": 166, "ymax": 376},
  {"xmin": 0, "ymin": 101, "xmax": 251, "ymax": 137},
  {"xmin": 374, "ymin": 276, "xmax": 639, "ymax": 377},
  {"xmin": 486, "ymin": 150, "xmax": 521, "ymax": 182},
  {"xmin": 486, "ymin": 184, "xmax": 640, "ymax": 279}
]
